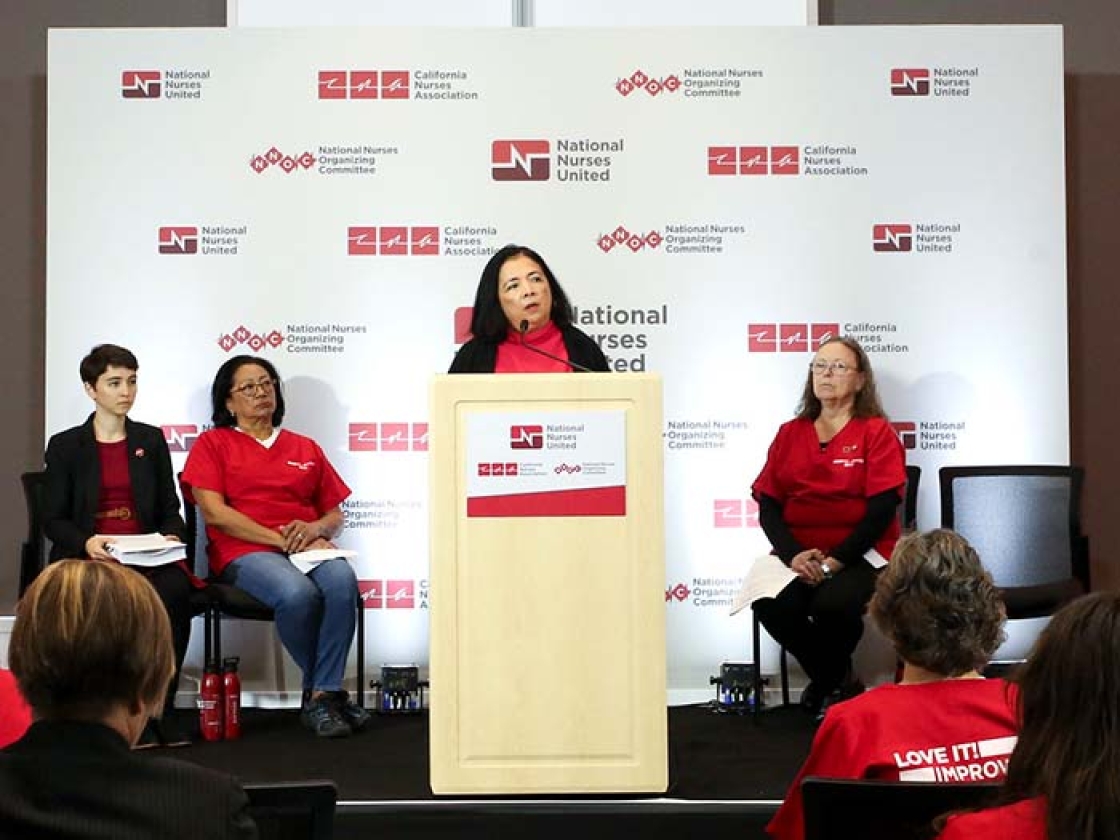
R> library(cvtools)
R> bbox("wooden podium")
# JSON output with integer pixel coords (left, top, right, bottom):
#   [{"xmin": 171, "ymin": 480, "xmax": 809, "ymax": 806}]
[{"xmin": 428, "ymin": 373, "xmax": 666, "ymax": 794}]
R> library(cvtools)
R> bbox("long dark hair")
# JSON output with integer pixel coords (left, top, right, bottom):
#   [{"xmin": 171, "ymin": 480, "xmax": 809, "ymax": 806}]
[
  {"xmin": 468, "ymin": 244, "xmax": 575, "ymax": 343},
  {"xmin": 999, "ymin": 592, "xmax": 1120, "ymax": 839},
  {"xmin": 209, "ymin": 355, "xmax": 286, "ymax": 428},
  {"xmin": 795, "ymin": 336, "xmax": 886, "ymax": 420}
]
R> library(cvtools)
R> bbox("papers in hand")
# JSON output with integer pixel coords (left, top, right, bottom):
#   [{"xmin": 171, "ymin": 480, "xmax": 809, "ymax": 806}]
[
  {"xmin": 288, "ymin": 548, "xmax": 358, "ymax": 575},
  {"xmin": 102, "ymin": 533, "xmax": 187, "ymax": 567},
  {"xmin": 730, "ymin": 554, "xmax": 797, "ymax": 616}
]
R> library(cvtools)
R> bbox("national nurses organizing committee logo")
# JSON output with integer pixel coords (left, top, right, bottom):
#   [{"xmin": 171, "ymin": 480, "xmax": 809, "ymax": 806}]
[
  {"xmin": 346, "ymin": 226, "xmax": 439, "ymax": 256},
  {"xmin": 709, "ymin": 145, "xmax": 799, "ymax": 176},
  {"xmin": 890, "ymin": 68, "xmax": 931, "ymax": 96},
  {"xmin": 615, "ymin": 69, "xmax": 682, "ymax": 97},
  {"xmin": 748, "ymin": 323, "xmax": 839, "ymax": 353},
  {"xmin": 873, "ymin": 224, "xmax": 913, "ymax": 252},
  {"xmin": 318, "ymin": 70, "xmax": 410, "ymax": 99},
  {"xmin": 453, "ymin": 307, "xmax": 473, "ymax": 344},
  {"xmin": 348, "ymin": 422, "xmax": 428, "ymax": 452},
  {"xmin": 158, "ymin": 226, "xmax": 197, "ymax": 254},
  {"xmin": 249, "ymin": 147, "xmax": 317, "ymax": 175},
  {"xmin": 665, "ymin": 582, "xmax": 690, "ymax": 603},
  {"xmin": 122, "ymin": 70, "xmax": 161, "ymax": 98},
  {"xmin": 597, "ymin": 226, "xmax": 663, "ymax": 253},
  {"xmin": 491, "ymin": 140, "xmax": 550, "ymax": 181},
  {"xmin": 509, "ymin": 425, "xmax": 544, "ymax": 450},
  {"xmin": 217, "ymin": 325, "xmax": 285, "ymax": 354}
]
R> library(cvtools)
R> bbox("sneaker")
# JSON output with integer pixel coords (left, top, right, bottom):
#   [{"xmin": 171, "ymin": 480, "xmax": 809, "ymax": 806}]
[
  {"xmin": 329, "ymin": 690, "xmax": 372, "ymax": 732},
  {"xmin": 301, "ymin": 695, "xmax": 351, "ymax": 738}
]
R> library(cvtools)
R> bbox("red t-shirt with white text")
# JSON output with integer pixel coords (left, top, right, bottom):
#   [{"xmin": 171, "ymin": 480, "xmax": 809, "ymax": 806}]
[{"xmin": 181, "ymin": 427, "xmax": 350, "ymax": 575}]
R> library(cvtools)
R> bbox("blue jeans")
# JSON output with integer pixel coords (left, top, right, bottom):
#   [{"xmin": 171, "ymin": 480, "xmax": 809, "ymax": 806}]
[{"xmin": 222, "ymin": 552, "xmax": 358, "ymax": 692}]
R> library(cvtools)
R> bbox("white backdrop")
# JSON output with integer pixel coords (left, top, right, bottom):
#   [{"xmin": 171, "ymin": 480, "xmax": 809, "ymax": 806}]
[{"xmin": 46, "ymin": 25, "xmax": 1068, "ymax": 701}]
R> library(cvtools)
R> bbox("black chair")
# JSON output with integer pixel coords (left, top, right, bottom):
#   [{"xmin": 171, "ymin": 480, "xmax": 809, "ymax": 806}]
[
  {"xmin": 802, "ymin": 777, "xmax": 1000, "ymax": 840},
  {"xmin": 939, "ymin": 466, "xmax": 1089, "ymax": 623},
  {"xmin": 752, "ymin": 466, "xmax": 920, "ymax": 709},
  {"xmin": 182, "ymin": 490, "xmax": 366, "ymax": 707},
  {"xmin": 243, "ymin": 780, "xmax": 337, "ymax": 840},
  {"xmin": 19, "ymin": 470, "xmax": 48, "ymax": 595}
]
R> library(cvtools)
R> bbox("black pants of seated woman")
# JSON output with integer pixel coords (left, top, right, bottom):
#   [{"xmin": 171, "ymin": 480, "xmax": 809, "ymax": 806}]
[
  {"xmin": 136, "ymin": 563, "xmax": 194, "ymax": 711},
  {"xmin": 752, "ymin": 562, "xmax": 878, "ymax": 698}
]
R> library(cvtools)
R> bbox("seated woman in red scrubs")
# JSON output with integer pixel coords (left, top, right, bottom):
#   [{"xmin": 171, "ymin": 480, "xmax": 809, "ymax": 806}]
[
  {"xmin": 750, "ymin": 336, "xmax": 906, "ymax": 716},
  {"xmin": 936, "ymin": 591, "xmax": 1120, "ymax": 840},
  {"xmin": 448, "ymin": 244, "xmax": 610, "ymax": 374}
]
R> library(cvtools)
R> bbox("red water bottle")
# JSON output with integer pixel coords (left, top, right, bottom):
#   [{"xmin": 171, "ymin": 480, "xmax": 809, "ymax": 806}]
[
  {"xmin": 222, "ymin": 657, "xmax": 241, "ymax": 740},
  {"xmin": 199, "ymin": 663, "xmax": 224, "ymax": 742}
]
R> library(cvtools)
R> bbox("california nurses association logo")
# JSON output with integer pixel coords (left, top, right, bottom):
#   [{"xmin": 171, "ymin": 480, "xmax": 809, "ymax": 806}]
[
  {"xmin": 748, "ymin": 323, "xmax": 839, "ymax": 353},
  {"xmin": 709, "ymin": 146, "xmax": 799, "ymax": 176},
  {"xmin": 318, "ymin": 70, "xmax": 410, "ymax": 100},
  {"xmin": 347, "ymin": 226, "xmax": 439, "ymax": 256},
  {"xmin": 348, "ymin": 423, "xmax": 429, "ymax": 452}
]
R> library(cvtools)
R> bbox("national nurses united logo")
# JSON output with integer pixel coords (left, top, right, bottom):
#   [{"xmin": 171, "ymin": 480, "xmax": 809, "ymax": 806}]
[
  {"xmin": 217, "ymin": 325, "xmax": 285, "ymax": 353},
  {"xmin": 509, "ymin": 425, "xmax": 544, "ymax": 450},
  {"xmin": 491, "ymin": 140, "xmax": 551, "ymax": 181},
  {"xmin": 873, "ymin": 224, "xmax": 913, "ymax": 252},
  {"xmin": 748, "ymin": 323, "xmax": 839, "ymax": 353},
  {"xmin": 161, "ymin": 424, "xmax": 201, "ymax": 453},
  {"xmin": 890, "ymin": 68, "xmax": 931, "ymax": 96},
  {"xmin": 158, "ymin": 226, "xmax": 198, "ymax": 254},
  {"xmin": 892, "ymin": 421, "xmax": 918, "ymax": 450},
  {"xmin": 122, "ymin": 70, "xmax": 162, "ymax": 98}
]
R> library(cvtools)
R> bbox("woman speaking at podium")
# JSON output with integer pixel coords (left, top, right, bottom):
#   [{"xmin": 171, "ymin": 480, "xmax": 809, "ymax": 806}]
[{"xmin": 449, "ymin": 244, "xmax": 610, "ymax": 374}]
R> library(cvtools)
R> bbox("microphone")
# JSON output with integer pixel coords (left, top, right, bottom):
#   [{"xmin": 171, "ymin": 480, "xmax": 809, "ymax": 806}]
[{"xmin": 517, "ymin": 319, "xmax": 594, "ymax": 372}]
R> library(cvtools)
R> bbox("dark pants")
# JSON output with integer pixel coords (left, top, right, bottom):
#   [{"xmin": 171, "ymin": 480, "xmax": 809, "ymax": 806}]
[
  {"xmin": 137, "ymin": 563, "xmax": 194, "ymax": 712},
  {"xmin": 752, "ymin": 561, "xmax": 878, "ymax": 695}
]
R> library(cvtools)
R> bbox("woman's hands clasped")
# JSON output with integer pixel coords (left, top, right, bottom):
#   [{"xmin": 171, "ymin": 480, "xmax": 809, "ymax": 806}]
[
  {"xmin": 790, "ymin": 549, "xmax": 843, "ymax": 585},
  {"xmin": 279, "ymin": 519, "xmax": 334, "ymax": 554}
]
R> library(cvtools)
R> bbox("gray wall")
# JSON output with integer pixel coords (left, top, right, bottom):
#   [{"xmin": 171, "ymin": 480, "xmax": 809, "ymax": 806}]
[{"xmin": 2, "ymin": 1, "xmax": 1117, "ymax": 608}]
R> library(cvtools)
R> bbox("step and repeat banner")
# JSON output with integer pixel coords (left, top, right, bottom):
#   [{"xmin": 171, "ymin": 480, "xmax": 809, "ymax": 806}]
[{"xmin": 47, "ymin": 25, "xmax": 1067, "ymax": 696}]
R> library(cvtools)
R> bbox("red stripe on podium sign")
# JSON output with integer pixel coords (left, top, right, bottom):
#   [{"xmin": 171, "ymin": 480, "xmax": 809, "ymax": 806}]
[{"xmin": 467, "ymin": 486, "xmax": 626, "ymax": 517}]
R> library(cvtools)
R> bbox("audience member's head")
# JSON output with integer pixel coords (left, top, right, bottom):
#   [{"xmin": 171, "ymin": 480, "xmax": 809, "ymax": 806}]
[
  {"xmin": 9, "ymin": 559, "xmax": 174, "ymax": 735},
  {"xmin": 1003, "ymin": 591, "xmax": 1120, "ymax": 838},
  {"xmin": 870, "ymin": 528, "xmax": 1005, "ymax": 677}
]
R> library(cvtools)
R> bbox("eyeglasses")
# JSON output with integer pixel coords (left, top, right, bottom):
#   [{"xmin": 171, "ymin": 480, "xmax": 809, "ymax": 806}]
[
  {"xmin": 809, "ymin": 360, "xmax": 856, "ymax": 376},
  {"xmin": 231, "ymin": 378, "xmax": 277, "ymax": 397}
]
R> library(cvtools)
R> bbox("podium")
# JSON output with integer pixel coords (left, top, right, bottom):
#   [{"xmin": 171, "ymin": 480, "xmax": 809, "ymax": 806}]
[{"xmin": 429, "ymin": 373, "xmax": 666, "ymax": 794}]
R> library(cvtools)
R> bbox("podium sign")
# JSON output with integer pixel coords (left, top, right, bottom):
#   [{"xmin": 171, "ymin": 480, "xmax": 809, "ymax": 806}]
[{"xmin": 429, "ymin": 373, "xmax": 666, "ymax": 794}]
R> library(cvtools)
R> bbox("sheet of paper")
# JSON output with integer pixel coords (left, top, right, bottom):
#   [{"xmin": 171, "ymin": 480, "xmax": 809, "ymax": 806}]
[
  {"xmin": 288, "ymin": 548, "xmax": 359, "ymax": 575},
  {"xmin": 730, "ymin": 553, "xmax": 797, "ymax": 616}
]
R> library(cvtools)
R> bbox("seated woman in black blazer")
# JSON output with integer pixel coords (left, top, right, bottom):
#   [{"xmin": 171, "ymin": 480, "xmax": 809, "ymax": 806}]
[{"xmin": 42, "ymin": 344, "xmax": 193, "ymax": 747}]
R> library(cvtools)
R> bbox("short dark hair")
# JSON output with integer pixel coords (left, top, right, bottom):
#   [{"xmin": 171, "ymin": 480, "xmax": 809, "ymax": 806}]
[
  {"xmin": 870, "ymin": 529, "xmax": 1005, "ymax": 676},
  {"xmin": 79, "ymin": 344, "xmax": 139, "ymax": 386},
  {"xmin": 468, "ymin": 244, "xmax": 575, "ymax": 343},
  {"xmin": 10, "ymin": 559, "xmax": 174, "ymax": 720},
  {"xmin": 209, "ymin": 355, "xmax": 286, "ymax": 428},
  {"xmin": 795, "ymin": 336, "xmax": 887, "ymax": 421}
]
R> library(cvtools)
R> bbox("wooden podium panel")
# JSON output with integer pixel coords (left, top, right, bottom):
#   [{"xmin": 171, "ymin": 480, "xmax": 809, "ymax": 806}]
[{"xmin": 429, "ymin": 373, "xmax": 666, "ymax": 794}]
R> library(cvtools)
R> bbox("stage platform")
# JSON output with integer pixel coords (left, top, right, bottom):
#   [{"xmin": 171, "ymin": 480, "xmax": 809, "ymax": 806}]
[{"xmin": 157, "ymin": 703, "xmax": 815, "ymax": 839}]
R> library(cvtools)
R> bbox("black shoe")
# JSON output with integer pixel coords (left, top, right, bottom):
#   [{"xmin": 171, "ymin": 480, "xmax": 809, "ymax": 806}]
[
  {"xmin": 154, "ymin": 715, "xmax": 192, "ymax": 748},
  {"xmin": 133, "ymin": 721, "xmax": 161, "ymax": 751},
  {"xmin": 800, "ymin": 682, "xmax": 826, "ymax": 716},
  {"xmin": 815, "ymin": 680, "xmax": 865, "ymax": 723},
  {"xmin": 301, "ymin": 695, "xmax": 351, "ymax": 738},
  {"xmin": 329, "ymin": 690, "xmax": 372, "ymax": 732}
]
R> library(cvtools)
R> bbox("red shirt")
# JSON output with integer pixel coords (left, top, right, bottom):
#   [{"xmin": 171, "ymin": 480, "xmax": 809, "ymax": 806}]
[
  {"xmin": 181, "ymin": 428, "xmax": 350, "ymax": 574},
  {"xmin": 768, "ymin": 679, "xmax": 1019, "ymax": 840},
  {"xmin": 494, "ymin": 320, "xmax": 570, "ymax": 373},
  {"xmin": 95, "ymin": 440, "xmax": 141, "ymax": 536},
  {"xmin": 0, "ymin": 669, "xmax": 32, "ymax": 748},
  {"xmin": 936, "ymin": 797, "xmax": 1046, "ymax": 840},
  {"xmin": 752, "ymin": 416, "xmax": 905, "ymax": 560}
]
